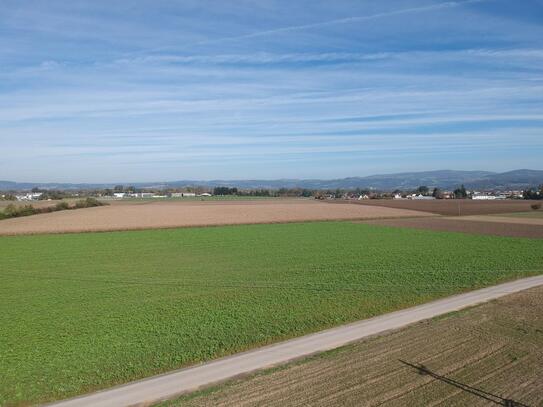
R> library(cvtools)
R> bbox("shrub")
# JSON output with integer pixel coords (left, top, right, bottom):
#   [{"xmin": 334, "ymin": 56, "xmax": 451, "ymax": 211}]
[
  {"xmin": 0, "ymin": 198, "xmax": 107, "ymax": 222},
  {"xmin": 85, "ymin": 197, "xmax": 104, "ymax": 207},
  {"xmin": 74, "ymin": 198, "xmax": 105, "ymax": 208},
  {"xmin": 55, "ymin": 201, "xmax": 70, "ymax": 211},
  {"xmin": 17, "ymin": 205, "xmax": 38, "ymax": 217},
  {"xmin": 3, "ymin": 204, "xmax": 18, "ymax": 217},
  {"xmin": 0, "ymin": 204, "xmax": 38, "ymax": 219},
  {"xmin": 531, "ymin": 203, "xmax": 542, "ymax": 210}
]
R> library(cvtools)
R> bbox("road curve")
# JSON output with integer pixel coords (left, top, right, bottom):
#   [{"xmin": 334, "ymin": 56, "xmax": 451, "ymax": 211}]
[{"xmin": 46, "ymin": 274, "xmax": 543, "ymax": 407}]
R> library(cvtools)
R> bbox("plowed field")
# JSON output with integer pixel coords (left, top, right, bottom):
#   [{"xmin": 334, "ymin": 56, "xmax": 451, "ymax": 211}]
[
  {"xmin": 0, "ymin": 199, "xmax": 431, "ymax": 235},
  {"xmin": 343, "ymin": 199, "xmax": 538, "ymax": 216},
  {"xmin": 166, "ymin": 286, "xmax": 543, "ymax": 407}
]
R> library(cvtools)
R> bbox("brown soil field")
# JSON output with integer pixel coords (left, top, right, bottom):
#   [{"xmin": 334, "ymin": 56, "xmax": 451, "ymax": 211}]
[
  {"xmin": 0, "ymin": 199, "xmax": 432, "ymax": 235},
  {"xmin": 362, "ymin": 217, "xmax": 543, "ymax": 238},
  {"xmin": 164, "ymin": 286, "xmax": 543, "ymax": 407},
  {"xmin": 339, "ymin": 199, "xmax": 539, "ymax": 216}
]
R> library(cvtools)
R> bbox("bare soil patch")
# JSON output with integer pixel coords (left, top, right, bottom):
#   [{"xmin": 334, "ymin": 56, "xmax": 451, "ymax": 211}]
[
  {"xmin": 166, "ymin": 286, "xmax": 543, "ymax": 407},
  {"xmin": 494, "ymin": 211, "xmax": 543, "ymax": 219},
  {"xmin": 0, "ymin": 199, "xmax": 431, "ymax": 235},
  {"xmin": 459, "ymin": 215, "xmax": 543, "ymax": 226},
  {"xmin": 340, "ymin": 199, "xmax": 539, "ymax": 216},
  {"xmin": 362, "ymin": 217, "xmax": 543, "ymax": 238}
]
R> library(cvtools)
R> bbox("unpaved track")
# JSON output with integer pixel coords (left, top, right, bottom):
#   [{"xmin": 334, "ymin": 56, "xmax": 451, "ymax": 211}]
[
  {"xmin": 0, "ymin": 200, "xmax": 431, "ymax": 235},
  {"xmin": 363, "ymin": 216, "xmax": 543, "ymax": 238},
  {"xmin": 46, "ymin": 275, "xmax": 543, "ymax": 407},
  {"xmin": 457, "ymin": 214, "xmax": 543, "ymax": 226},
  {"xmin": 177, "ymin": 285, "xmax": 543, "ymax": 407},
  {"xmin": 365, "ymin": 213, "xmax": 543, "ymax": 238}
]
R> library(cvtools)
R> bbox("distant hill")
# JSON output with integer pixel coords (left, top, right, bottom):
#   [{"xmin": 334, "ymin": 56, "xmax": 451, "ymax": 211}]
[
  {"xmin": 466, "ymin": 169, "xmax": 543, "ymax": 190},
  {"xmin": 1, "ymin": 169, "xmax": 542, "ymax": 191}
]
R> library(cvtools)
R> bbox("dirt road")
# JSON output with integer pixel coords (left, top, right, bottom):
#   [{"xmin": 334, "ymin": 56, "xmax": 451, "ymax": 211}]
[
  {"xmin": 46, "ymin": 275, "xmax": 543, "ymax": 407},
  {"xmin": 362, "ymin": 216, "xmax": 543, "ymax": 238}
]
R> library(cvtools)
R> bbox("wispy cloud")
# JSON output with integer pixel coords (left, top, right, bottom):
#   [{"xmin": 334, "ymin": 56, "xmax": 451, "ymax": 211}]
[
  {"xmin": 187, "ymin": 0, "xmax": 490, "ymax": 47},
  {"xmin": 1, "ymin": 0, "xmax": 542, "ymax": 182}
]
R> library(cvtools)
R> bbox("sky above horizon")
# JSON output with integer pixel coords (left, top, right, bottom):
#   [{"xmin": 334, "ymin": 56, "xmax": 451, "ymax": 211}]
[{"xmin": 1, "ymin": 0, "xmax": 543, "ymax": 182}]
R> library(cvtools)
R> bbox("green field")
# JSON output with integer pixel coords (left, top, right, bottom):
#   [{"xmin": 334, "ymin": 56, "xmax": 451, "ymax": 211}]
[{"xmin": 1, "ymin": 222, "xmax": 542, "ymax": 406}]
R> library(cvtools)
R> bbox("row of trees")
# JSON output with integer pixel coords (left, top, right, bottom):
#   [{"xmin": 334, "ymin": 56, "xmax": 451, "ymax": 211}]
[
  {"xmin": 524, "ymin": 185, "xmax": 543, "ymax": 200},
  {"xmin": 411, "ymin": 185, "xmax": 467, "ymax": 199},
  {"xmin": 213, "ymin": 187, "xmax": 238, "ymax": 195}
]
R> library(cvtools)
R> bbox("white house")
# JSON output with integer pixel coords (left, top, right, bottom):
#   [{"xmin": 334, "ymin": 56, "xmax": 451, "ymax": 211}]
[
  {"xmin": 472, "ymin": 194, "xmax": 507, "ymax": 200},
  {"xmin": 410, "ymin": 194, "xmax": 435, "ymax": 200},
  {"xmin": 16, "ymin": 192, "xmax": 43, "ymax": 201}
]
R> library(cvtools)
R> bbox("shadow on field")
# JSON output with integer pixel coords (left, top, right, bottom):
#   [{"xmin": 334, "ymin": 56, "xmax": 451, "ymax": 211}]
[{"xmin": 399, "ymin": 360, "xmax": 530, "ymax": 407}]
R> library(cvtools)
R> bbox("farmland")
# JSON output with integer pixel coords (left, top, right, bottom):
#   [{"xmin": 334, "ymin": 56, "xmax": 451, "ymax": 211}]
[
  {"xmin": 1, "ymin": 222, "xmax": 542, "ymax": 405},
  {"xmin": 165, "ymin": 285, "xmax": 543, "ymax": 407},
  {"xmin": 363, "ymin": 216, "xmax": 543, "ymax": 238},
  {"xmin": 347, "ymin": 198, "xmax": 539, "ymax": 216},
  {"xmin": 494, "ymin": 210, "xmax": 543, "ymax": 219},
  {"xmin": 0, "ymin": 199, "xmax": 431, "ymax": 235}
]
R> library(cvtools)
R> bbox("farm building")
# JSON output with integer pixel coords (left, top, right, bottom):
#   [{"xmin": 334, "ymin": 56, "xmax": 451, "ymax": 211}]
[
  {"xmin": 171, "ymin": 192, "xmax": 196, "ymax": 197},
  {"xmin": 408, "ymin": 194, "xmax": 435, "ymax": 200}
]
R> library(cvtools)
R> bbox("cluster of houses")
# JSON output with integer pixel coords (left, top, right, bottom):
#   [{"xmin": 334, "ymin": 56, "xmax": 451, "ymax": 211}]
[
  {"xmin": 110, "ymin": 192, "xmax": 212, "ymax": 199},
  {"xmin": 393, "ymin": 193, "xmax": 436, "ymax": 200},
  {"xmin": 471, "ymin": 191, "xmax": 523, "ymax": 199},
  {"xmin": 3, "ymin": 187, "xmax": 528, "ymax": 202},
  {"xmin": 14, "ymin": 192, "xmax": 43, "ymax": 201},
  {"xmin": 344, "ymin": 190, "xmax": 525, "ymax": 201}
]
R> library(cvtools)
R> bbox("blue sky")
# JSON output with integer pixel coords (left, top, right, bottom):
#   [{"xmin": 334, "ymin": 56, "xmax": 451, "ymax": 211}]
[{"xmin": 1, "ymin": 0, "xmax": 542, "ymax": 182}]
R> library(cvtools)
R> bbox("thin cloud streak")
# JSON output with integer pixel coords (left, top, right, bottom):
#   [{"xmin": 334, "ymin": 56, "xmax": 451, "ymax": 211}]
[
  {"xmin": 188, "ymin": 0, "xmax": 491, "ymax": 47},
  {"xmin": 1, "ymin": 0, "xmax": 542, "ymax": 181}
]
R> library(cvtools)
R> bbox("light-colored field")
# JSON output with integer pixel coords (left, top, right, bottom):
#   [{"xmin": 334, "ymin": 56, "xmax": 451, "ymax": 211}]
[
  {"xmin": 494, "ymin": 211, "xmax": 543, "ymax": 219},
  {"xmin": 457, "ymin": 214, "xmax": 543, "ymax": 226},
  {"xmin": 0, "ymin": 199, "xmax": 431, "ymax": 235},
  {"xmin": 362, "ymin": 214, "xmax": 543, "ymax": 238},
  {"xmin": 164, "ymin": 285, "xmax": 543, "ymax": 407}
]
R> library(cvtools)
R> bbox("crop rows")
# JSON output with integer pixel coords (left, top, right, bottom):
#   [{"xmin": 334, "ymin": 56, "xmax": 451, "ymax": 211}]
[{"xmin": 0, "ymin": 222, "xmax": 542, "ymax": 405}]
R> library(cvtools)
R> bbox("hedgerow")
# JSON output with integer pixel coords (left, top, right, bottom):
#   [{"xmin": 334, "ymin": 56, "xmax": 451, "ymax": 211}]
[{"xmin": 0, "ymin": 198, "xmax": 106, "ymax": 220}]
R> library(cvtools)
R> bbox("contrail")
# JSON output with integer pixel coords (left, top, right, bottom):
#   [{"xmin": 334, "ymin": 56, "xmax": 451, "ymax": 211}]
[
  {"xmin": 122, "ymin": 0, "xmax": 489, "ymax": 58},
  {"xmin": 192, "ymin": 0, "xmax": 489, "ymax": 46}
]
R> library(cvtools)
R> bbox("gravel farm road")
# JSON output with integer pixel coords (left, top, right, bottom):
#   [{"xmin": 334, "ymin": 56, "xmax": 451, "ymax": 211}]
[{"xmin": 46, "ymin": 275, "xmax": 543, "ymax": 407}]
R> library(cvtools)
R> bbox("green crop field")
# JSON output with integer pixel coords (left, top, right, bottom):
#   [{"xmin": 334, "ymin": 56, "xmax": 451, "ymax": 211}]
[{"xmin": 1, "ymin": 222, "xmax": 542, "ymax": 406}]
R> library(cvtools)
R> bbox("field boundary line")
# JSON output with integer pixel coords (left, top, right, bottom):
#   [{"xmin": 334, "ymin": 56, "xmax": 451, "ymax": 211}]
[{"xmin": 45, "ymin": 274, "xmax": 543, "ymax": 407}]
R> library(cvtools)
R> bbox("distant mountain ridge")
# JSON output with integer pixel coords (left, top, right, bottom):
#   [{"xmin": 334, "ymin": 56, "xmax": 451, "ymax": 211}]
[{"xmin": 1, "ymin": 169, "xmax": 542, "ymax": 191}]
